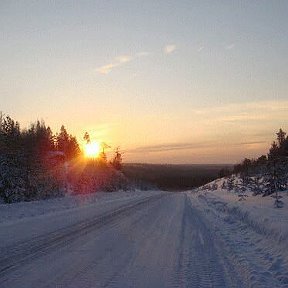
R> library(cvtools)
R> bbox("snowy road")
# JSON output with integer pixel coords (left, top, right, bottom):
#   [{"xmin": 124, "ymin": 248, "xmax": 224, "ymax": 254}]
[{"xmin": 0, "ymin": 192, "xmax": 287, "ymax": 287}]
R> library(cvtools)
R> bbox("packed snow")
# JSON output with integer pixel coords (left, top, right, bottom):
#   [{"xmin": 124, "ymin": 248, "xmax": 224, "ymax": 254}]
[
  {"xmin": 192, "ymin": 177, "xmax": 288, "ymax": 287},
  {"xmin": 0, "ymin": 184, "xmax": 288, "ymax": 287},
  {"xmin": 0, "ymin": 190, "xmax": 158, "ymax": 224}
]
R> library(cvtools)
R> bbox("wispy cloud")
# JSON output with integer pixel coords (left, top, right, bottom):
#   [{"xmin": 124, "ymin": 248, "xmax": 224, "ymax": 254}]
[
  {"xmin": 136, "ymin": 51, "xmax": 150, "ymax": 57},
  {"xmin": 96, "ymin": 52, "xmax": 149, "ymax": 74},
  {"xmin": 97, "ymin": 64, "xmax": 115, "ymax": 75},
  {"xmin": 197, "ymin": 46, "xmax": 204, "ymax": 52},
  {"xmin": 128, "ymin": 142, "xmax": 210, "ymax": 153},
  {"xmin": 127, "ymin": 140, "xmax": 264, "ymax": 154},
  {"xmin": 96, "ymin": 55, "xmax": 132, "ymax": 74},
  {"xmin": 116, "ymin": 55, "xmax": 133, "ymax": 63},
  {"xmin": 164, "ymin": 44, "xmax": 176, "ymax": 55},
  {"xmin": 190, "ymin": 100, "xmax": 288, "ymax": 144},
  {"xmin": 224, "ymin": 43, "xmax": 235, "ymax": 50},
  {"xmin": 240, "ymin": 141, "xmax": 266, "ymax": 146},
  {"xmin": 220, "ymin": 113, "xmax": 266, "ymax": 123},
  {"xmin": 193, "ymin": 100, "xmax": 288, "ymax": 118}
]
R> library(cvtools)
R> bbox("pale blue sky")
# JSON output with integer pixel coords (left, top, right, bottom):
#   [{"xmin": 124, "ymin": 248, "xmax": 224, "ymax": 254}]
[{"xmin": 1, "ymin": 1, "xmax": 288, "ymax": 163}]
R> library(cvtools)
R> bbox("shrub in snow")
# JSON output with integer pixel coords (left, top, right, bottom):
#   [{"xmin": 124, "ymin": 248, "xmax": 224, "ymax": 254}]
[
  {"xmin": 227, "ymin": 176, "xmax": 236, "ymax": 191},
  {"xmin": 201, "ymin": 185, "xmax": 209, "ymax": 191},
  {"xmin": 271, "ymin": 194, "xmax": 284, "ymax": 208},
  {"xmin": 235, "ymin": 172, "xmax": 250, "ymax": 201},
  {"xmin": 210, "ymin": 183, "xmax": 218, "ymax": 191},
  {"xmin": 0, "ymin": 154, "xmax": 26, "ymax": 203},
  {"xmin": 69, "ymin": 162, "xmax": 129, "ymax": 194},
  {"xmin": 249, "ymin": 175, "xmax": 264, "ymax": 196},
  {"xmin": 263, "ymin": 158, "xmax": 287, "ymax": 207},
  {"xmin": 237, "ymin": 188, "xmax": 249, "ymax": 201},
  {"xmin": 0, "ymin": 152, "xmax": 65, "ymax": 203}
]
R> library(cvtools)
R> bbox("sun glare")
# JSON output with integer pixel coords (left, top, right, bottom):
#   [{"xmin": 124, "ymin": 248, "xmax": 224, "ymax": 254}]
[{"xmin": 84, "ymin": 141, "xmax": 101, "ymax": 158}]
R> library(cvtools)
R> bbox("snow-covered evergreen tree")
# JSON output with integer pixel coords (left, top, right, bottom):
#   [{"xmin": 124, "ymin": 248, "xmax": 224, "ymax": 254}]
[
  {"xmin": 227, "ymin": 176, "xmax": 235, "ymax": 191},
  {"xmin": 264, "ymin": 158, "xmax": 287, "ymax": 208},
  {"xmin": 250, "ymin": 175, "xmax": 264, "ymax": 196},
  {"xmin": 0, "ymin": 154, "xmax": 26, "ymax": 203},
  {"xmin": 236, "ymin": 172, "xmax": 249, "ymax": 201}
]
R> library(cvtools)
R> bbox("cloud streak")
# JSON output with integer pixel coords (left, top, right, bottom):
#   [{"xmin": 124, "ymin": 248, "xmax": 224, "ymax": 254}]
[
  {"xmin": 127, "ymin": 140, "xmax": 265, "ymax": 154},
  {"xmin": 164, "ymin": 44, "xmax": 176, "ymax": 55},
  {"xmin": 224, "ymin": 43, "xmax": 235, "ymax": 50},
  {"xmin": 96, "ymin": 55, "xmax": 132, "ymax": 74},
  {"xmin": 97, "ymin": 52, "xmax": 149, "ymax": 74},
  {"xmin": 192, "ymin": 100, "xmax": 288, "ymax": 120},
  {"xmin": 197, "ymin": 46, "xmax": 204, "ymax": 52},
  {"xmin": 97, "ymin": 44, "xmax": 177, "ymax": 74}
]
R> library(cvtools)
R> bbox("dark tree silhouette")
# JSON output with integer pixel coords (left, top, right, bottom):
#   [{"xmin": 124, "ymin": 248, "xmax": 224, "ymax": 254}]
[
  {"xmin": 83, "ymin": 132, "xmax": 90, "ymax": 144},
  {"xmin": 111, "ymin": 147, "xmax": 122, "ymax": 170},
  {"xmin": 56, "ymin": 125, "xmax": 80, "ymax": 160},
  {"xmin": 0, "ymin": 115, "xmax": 82, "ymax": 203}
]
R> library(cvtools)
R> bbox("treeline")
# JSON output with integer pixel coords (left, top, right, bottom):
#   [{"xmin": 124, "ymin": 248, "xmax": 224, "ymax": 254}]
[
  {"xmin": 226, "ymin": 128, "xmax": 288, "ymax": 204},
  {"xmin": 234, "ymin": 128, "xmax": 288, "ymax": 177},
  {"xmin": 0, "ymin": 113, "xmax": 125, "ymax": 204},
  {"xmin": 122, "ymin": 164, "xmax": 232, "ymax": 191},
  {"xmin": 0, "ymin": 114, "xmax": 81, "ymax": 158}
]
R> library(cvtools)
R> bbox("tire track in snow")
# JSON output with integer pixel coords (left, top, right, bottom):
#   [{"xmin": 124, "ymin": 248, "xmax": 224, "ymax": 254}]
[
  {"xmin": 176, "ymin": 194, "xmax": 245, "ymax": 288},
  {"xmin": 0, "ymin": 193, "xmax": 166, "ymax": 279},
  {"xmin": 195, "ymin": 192, "xmax": 288, "ymax": 287},
  {"xmin": 0, "ymin": 192, "xmax": 266, "ymax": 287}
]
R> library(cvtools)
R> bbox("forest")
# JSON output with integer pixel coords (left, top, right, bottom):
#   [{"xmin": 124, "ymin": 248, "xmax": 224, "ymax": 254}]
[
  {"xmin": 0, "ymin": 113, "xmax": 125, "ymax": 203},
  {"xmin": 200, "ymin": 128, "xmax": 288, "ymax": 207},
  {"xmin": 1, "ymin": 112, "xmax": 287, "ymax": 204}
]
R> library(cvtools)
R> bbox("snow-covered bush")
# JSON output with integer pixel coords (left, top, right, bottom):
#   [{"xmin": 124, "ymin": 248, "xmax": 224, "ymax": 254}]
[
  {"xmin": 271, "ymin": 194, "xmax": 284, "ymax": 208},
  {"xmin": 0, "ymin": 154, "xmax": 26, "ymax": 203},
  {"xmin": 235, "ymin": 173, "xmax": 249, "ymax": 201},
  {"xmin": 249, "ymin": 175, "xmax": 264, "ymax": 196},
  {"xmin": 227, "ymin": 176, "xmax": 236, "ymax": 191},
  {"xmin": 69, "ymin": 162, "xmax": 129, "ymax": 194}
]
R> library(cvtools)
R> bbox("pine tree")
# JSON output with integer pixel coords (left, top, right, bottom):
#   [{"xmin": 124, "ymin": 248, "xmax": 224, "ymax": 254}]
[
  {"xmin": 56, "ymin": 126, "xmax": 80, "ymax": 160},
  {"xmin": 111, "ymin": 147, "xmax": 122, "ymax": 170},
  {"xmin": 98, "ymin": 142, "xmax": 110, "ymax": 165},
  {"xmin": 221, "ymin": 180, "xmax": 227, "ymax": 190},
  {"xmin": 276, "ymin": 128, "xmax": 286, "ymax": 147},
  {"xmin": 264, "ymin": 158, "xmax": 286, "ymax": 208},
  {"xmin": 83, "ymin": 132, "xmax": 90, "ymax": 144},
  {"xmin": 250, "ymin": 175, "xmax": 263, "ymax": 196},
  {"xmin": 227, "ymin": 176, "xmax": 235, "ymax": 191},
  {"xmin": 236, "ymin": 172, "xmax": 249, "ymax": 201}
]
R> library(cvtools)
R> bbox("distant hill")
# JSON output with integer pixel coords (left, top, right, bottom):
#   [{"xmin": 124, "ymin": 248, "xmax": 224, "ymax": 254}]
[{"xmin": 122, "ymin": 163, "xmax": 233, "ymax": 191}]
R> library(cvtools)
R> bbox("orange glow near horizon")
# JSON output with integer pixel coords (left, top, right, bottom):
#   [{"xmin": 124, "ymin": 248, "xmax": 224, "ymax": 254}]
[{"xmin": 84, "ymin": 141, "xmax": 101, "ymax": 159}]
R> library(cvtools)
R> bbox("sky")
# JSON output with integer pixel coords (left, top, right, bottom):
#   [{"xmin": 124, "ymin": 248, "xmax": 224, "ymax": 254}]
[{"xmin": 1, "ymin": 0, "xmax": 288, "ymax": 164}]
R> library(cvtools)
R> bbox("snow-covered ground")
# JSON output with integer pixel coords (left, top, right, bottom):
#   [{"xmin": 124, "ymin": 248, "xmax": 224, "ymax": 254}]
[
  {"xmin": 0, "ymin": 186, "xmax": 288, "ymax": 287},
  {"xmin": 0, "ymin": 190, "xmax": 159, "ymax": 224},
  {"xmin": 190, "ymin": 177, "xmax": 288, "ymax": 287},
  {"xmin": 0, "ymin": 190, "xmax": 162, "ymax": 249},
  {"xmin": 196, "ymin": 177, "xmax": 288, "ymax": 243}
]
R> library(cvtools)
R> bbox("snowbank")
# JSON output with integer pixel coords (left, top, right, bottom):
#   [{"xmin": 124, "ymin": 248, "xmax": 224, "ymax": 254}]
[
  {"xmin": 0, "ymin": 190, "xmax": 160, "ymax": 225},
  {"xmin": 195, "ymin": 177, "xmax": 288, "ymax": 243},
  {"xmin": 188, "ymin": 179, "xmax": 288, "ymax": 286}
]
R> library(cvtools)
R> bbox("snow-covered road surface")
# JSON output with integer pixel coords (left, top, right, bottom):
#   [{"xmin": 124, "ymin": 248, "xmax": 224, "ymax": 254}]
[{"xmin": 1, "ymin": 192, "xmax": 288, "ymax": 287}]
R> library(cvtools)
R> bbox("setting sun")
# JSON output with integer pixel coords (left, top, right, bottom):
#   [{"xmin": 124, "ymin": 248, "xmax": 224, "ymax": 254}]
[{"xmin": 84, "ymin": 141, "xmax": 101, "ymax": 158}]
